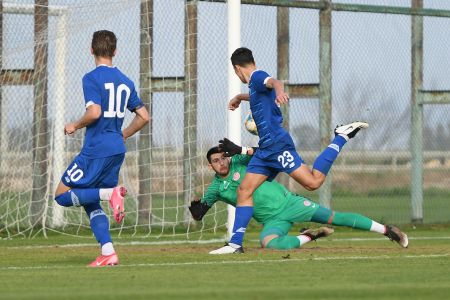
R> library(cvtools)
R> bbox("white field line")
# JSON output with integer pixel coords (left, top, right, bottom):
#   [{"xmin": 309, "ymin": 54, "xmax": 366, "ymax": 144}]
[
  {"xmin": 4, "ymin": 236, "xmax": 450, "ymax": 250},
  {"xmin": 316, "ymin": 236, "xmax": 450, "ymax": 242},
  {"xmin": 4, "ymin": 238, "xmax": 227, "ymax": 249},
  {"xmin": 1, "ymin": 254, "xmax": 448, "ymax": 271}
]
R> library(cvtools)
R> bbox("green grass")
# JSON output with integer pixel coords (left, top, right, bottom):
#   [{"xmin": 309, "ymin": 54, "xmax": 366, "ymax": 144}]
[
  {"xmin": 1, "ymin": 225, "xmax": 450, "ymax": 300},
  {"xmin": 2, "ymin": 189, "xmax": 450, "ymax": 239},
  {"xmin": 300, "ymin": 188, "xmax": 450, "ymax": 224}
]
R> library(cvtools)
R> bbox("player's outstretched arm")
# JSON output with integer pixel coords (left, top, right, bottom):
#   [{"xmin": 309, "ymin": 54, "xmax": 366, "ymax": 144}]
[
  {"xmin": 265, "ymin": 78, "xmax": 289, "ymax": 105},
  {"xmin": 228, "ymin": 93, "xmax": 250, "ymax": 111},
  {"xmin": 122, "ymin": 106, "xmax": 150, "ymax": 140},
  {"xmin": 64, "ymin": 104, "xmax": 101, "ymax": 135},
  {"xmin": 219, "ymin": 138, "xmax": 256, "ymax": 157}
]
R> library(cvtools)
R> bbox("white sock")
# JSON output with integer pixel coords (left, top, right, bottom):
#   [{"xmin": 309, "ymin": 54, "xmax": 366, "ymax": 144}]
[
  {"xmin": 101, "ymin": 242, "xmax": 115, "ymax": 256},
  {"xmin": 338, "ymin": 133, "xmax": 349, "ymax": 142},
  {"xmin": 99, "ymin": 188, "xmax": 114, "ymax": 201},
  {"xmin": 370, "ymin": 221, "xmax": 386, "ymax": 234},
  {"xmin": 228, "ymin": 243, "xmax": 241, "ymax": 249},
  {"xmin": 296, "ymin": 234, "xmax": 312, "ymax": 246}
]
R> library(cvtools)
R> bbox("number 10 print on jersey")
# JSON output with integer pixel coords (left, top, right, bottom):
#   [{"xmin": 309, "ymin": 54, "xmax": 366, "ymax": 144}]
[{"xmin": 80, "ymin": 66, "xmax": 143, "ymax": 159}]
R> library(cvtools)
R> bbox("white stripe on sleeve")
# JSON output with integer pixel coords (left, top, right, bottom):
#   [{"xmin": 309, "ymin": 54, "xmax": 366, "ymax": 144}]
[{"xmin": 263, "ymin": 76, "xmax": 272, "ymax": 85}]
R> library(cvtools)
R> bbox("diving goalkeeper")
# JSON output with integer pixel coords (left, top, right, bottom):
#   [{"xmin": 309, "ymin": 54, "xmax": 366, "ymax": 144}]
[{"xmin": 190, "ymin": 140, "xmax": 408, "ymax": 253}]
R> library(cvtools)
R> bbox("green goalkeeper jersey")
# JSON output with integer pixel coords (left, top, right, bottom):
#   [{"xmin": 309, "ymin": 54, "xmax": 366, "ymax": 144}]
[{"xmin": 201, "ymin": 155, "xmax": 292, "ymax": 224}]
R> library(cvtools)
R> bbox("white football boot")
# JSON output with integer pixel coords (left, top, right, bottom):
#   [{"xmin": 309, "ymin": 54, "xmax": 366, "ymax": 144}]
[
  {"xmin": 209, "ymin": 243, "xmax": 244, "ymax": 255},
  {"xmin": 334, "ymin": 121, "xmax": 369, "ymax": 140}
]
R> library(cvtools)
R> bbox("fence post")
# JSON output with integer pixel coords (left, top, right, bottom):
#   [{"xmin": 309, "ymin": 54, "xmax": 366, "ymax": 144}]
[
  {"xmin": 277, "ymin": 6, "xmax": 291, "ymax": 189},
  {"xmin": 184, "ymin": 0, "xmax": 198, "ymax": 224},
  {"xmin": 138, "ymin": 0, "xmax": 153, "ymax": 226},
  {"xmin": 31, "ymin": 0, "xmax": 49, "ymax": 227},
  {"xmin": 411, "ymin": 0, "xmax": 424, "ymax": 223},
  {"xmin": 0, "ymin": 1, "xmax": 3, "ymax": 166},
  {"xmin": 318, "ymin": 0, "xmax": 332, "ymax": 208}
]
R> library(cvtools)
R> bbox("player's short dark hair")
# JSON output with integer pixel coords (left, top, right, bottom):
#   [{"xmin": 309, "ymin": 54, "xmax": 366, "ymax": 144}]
[
  {"xmin": 230, "ymin": 47, "xmax": 255, "ymax": 67},
  {"xmin": 206, "ymin": 146, "xmax": 223, "ymax": 163},
  {"xmin": 91, "ymin": 30, "xmax": 117, "ymax": 58}
]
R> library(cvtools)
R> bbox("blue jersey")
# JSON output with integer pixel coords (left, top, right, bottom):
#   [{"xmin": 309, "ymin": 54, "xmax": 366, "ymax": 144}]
[
  {"xmin": 81, "ymin": 65, "xmax": 144, "ymax": 158},
  {"xmin": 248, "ymin": 70, "xmax": 290, "ymax": 148}
]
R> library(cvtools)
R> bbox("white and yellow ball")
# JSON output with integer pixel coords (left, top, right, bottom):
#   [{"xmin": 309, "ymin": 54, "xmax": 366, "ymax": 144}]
[{"xmin": 244, "ymin": 111, "xmax": 258, "ymax": 136}]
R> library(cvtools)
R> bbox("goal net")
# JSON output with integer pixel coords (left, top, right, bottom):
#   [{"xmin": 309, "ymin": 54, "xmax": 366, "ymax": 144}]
[
  {"xmin": 1, "ymin": 0, "xmax": 450, "ymax": 240},
  {"xmin": 0, "ymin": 0, "xmax": 234, "ymax": 240}
]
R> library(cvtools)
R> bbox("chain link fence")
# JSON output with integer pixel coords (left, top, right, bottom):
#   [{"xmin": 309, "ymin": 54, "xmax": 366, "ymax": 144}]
[{"xmin": 0, "ymin": 0, "xmax": 449, "ymax": 239}]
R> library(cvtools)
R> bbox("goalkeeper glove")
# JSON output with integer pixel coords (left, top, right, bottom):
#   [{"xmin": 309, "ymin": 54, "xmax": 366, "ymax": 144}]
[
  {"xmin": 189, "ymin": 200, "xmax": 210, "ymax": 221},
  {"xmin": 219, "ymin": 138, "xmax": 243, "ymax": 157}
]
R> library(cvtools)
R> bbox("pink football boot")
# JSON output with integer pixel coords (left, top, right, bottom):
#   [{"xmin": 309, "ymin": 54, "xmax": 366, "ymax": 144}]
[
  {"xmin": 88, "ymin": 253, "xmax": 119, "ymax": 267},
  {"xmin": 109, "ymin": 186, "xmax": 127, "ymax": 224}
]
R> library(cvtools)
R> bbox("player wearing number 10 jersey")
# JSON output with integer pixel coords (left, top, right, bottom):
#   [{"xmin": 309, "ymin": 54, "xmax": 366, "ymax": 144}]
[{"xmin": 54, "ymin": 30, "xmax": 149, "ymax": 267}]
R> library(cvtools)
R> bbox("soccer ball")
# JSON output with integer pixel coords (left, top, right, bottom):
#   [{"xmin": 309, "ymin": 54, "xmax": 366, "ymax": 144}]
[{"xmin": 244, "ymin": 111, "xmax": 258, "ymax": 135}]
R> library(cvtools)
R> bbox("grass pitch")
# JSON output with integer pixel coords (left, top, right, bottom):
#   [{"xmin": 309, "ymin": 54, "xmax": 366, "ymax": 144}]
[{"xmin": 1, "ymin": 225, "xmax": 449, "ymax": 300}]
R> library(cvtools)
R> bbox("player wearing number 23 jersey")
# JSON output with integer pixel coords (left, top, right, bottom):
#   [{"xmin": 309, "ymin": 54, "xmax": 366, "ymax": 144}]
[
  {"xmin": 213, "ymin": 47, "xmax": 368, "ymax": 254},
  {"xmin": 54, "ymin": 30, "xmax": 149, "ymax": 267},
  {"xmin": 246, "ymin": 68, "xmax": 300, "ymax": 181}
]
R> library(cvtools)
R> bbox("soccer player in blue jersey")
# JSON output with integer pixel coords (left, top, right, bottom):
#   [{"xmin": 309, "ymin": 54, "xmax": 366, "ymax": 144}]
[
  {"xmin": 212, "ymin": 47, "xmax": 368, "ymax": 254},
  {"xmin": 54, "ymin": 30, "xmax": 149, "ymax": 266}
]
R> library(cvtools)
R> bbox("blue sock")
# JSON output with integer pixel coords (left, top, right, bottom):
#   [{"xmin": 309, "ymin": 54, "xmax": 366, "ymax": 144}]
[
  {"xmin": 84, "ymin": 203, "xmax": 112, "ymax": 246},
  {"xmin": 54, "ymin": 189, "xmax": 101, "ymax": 207},
  {"xmin": 229, "ymin": 206, "xmax": 254, "ymax": 246},
  {"xmin": 312, "ymin": 135, "xmax": 347, "ymax": 175}
]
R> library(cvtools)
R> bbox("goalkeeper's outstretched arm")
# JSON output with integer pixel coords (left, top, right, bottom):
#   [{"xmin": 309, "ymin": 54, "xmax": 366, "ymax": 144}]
[
  {"xmin": 189, "ymin": 199, "xmax": 210, "ymax": 221},
  {"xmin": 218, "ymin": 138, "xmax": 257, "ymax": 157}
]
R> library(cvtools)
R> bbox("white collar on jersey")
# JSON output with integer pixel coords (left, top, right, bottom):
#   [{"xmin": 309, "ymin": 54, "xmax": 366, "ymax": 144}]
[
  {"xmin": 97, "ymin": 64, "xmax": 116, "ymax": 68},
  {"xmin": 250, "ymin": 69, "xmax": 261, "ymax": 80}
]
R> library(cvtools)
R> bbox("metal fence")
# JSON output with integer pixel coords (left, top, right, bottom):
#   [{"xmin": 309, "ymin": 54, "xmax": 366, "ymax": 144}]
[{"xmin": 0, "ymin": 0, "xmax": 449, "ymax": 239}]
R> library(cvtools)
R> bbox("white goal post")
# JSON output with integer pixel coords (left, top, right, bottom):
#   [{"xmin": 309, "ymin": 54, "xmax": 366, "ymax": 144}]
[
  {"xmin": 227, "ymin": 0, "xmax": 241, "ymax": 239},
  {"xmin": 1, "ymin": 3, "xmax": 68, "ymax": 228}
]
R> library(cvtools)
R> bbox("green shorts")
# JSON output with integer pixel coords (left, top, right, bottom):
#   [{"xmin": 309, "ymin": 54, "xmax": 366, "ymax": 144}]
[{"xmin": 259, "ymin": 194, "xmax": 320, "ymax": 244}]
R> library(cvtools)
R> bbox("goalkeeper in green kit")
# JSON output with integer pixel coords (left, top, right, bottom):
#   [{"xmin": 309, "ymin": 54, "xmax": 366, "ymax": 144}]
[{"xmin": 189, "ymin": 139, "xmax": 408, "ymax": 252}]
